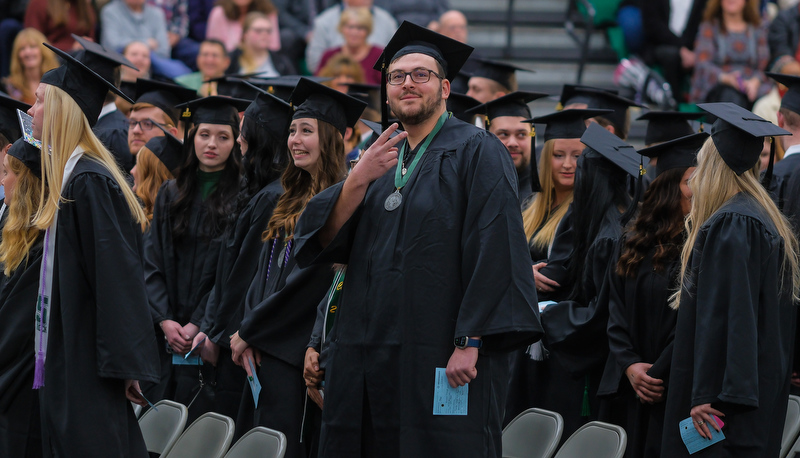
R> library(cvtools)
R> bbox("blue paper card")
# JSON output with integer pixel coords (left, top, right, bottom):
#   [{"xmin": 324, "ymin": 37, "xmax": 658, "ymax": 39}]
[
  {"xmin": 538, "ymin": 301, "xmax": 557, "ymax": 312},
  {"xmin": 248, "ymin": 358, "xmax": 261, "ymax": 407},
  {"xmin": 679, "ymin": 416, "xmax": 725, "ymax": 454},
  {"xmin": 185, "ymin": 337, "xmax": 206, "ymax": 359},
  {"xmin": 172, "ymin": 354, "xmax": 202, "ymax": 365},
  {"xmin": 138, "ymin": 391, "xmax": 158, "ymax": 411},
  {"xmin": 433, "ymin": 367, "xmax": 468, "ymax": 415}
]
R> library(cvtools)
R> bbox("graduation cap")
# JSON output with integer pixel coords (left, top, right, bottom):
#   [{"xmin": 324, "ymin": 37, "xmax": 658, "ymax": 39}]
[
  {"xmin": 345, "ymin": 83, "xmax": 381, "ymax": 112},
  {"xmin": 447, "ymin": 92, "xmax": 481, "ymax": 122},
  {"xmin": 248, "ymin": 75, "xmax": 329, "ymax": 102},
  {"xmin": 244, "ymin": 91, "xmax": 293, "ymax": 141},
  {"xmin": 71, "ymin": 34, "xmax": 136, "ymax": 85},
  {"xmin": 176, "ymin": 96, "xmax": 251, "ymax": 129},
  {"xmin": 767, "ymin": 72, "xmax": 800, "ymax": 114},
  {"xmin": 568, "ymin": 86, "xmax": 641, "ymax": 135},
  {"xmin": 466, "ymin": 91, "xmax": 549, "ymax": 123},
  {"xmin": 697, "ymin": 102, "xmax": 790, "ymax": 178},
  {"xmin": 144, "ymin": 121, "xmax": 183, "ymax": 172},
  {"xmin": 581, "ymin": 122, "xmax": 644, "ymax": 224},
  {"xmin": 638, "ymin": 132, "xmax": 709, "ymax": 177},
  {"xmin": 0, "ymin": 92, "xmax": 30, "ymax": 142},
  {"xmin": 528, "ymin": 108, "xmax": 614, "ymax": 142},
  {"xmin": 289, "ymin": 77, "xmax": 367, "ymax": 136},
  {"xmin": 637, "ymin": 111, "xmax": 703, "ymax": 145},
  {"xmin": 40, "ymin": 43, "xmax": 134, "ymax": 127},
  {"xmin": 203, "ymin": 75, "xmax": 263, "ymax": 100},
  {"xmin": 134, "ymin": 78, "xmax": 198, "ymax": 125},
  {"xmin": 468, "ymin": 58, "xmax": 534, "ymax": 91},
  {"xmin": 7, "ymin": 137, "xmax": 41, "ymax": 179},
  {"xmin": 119, "ymin": 80, "xmax": 137, "ymax": 100},
  {"xmin": 373, "ymin": 21, "xmax": 474, "ymax": 129},
  {"xmin": 559, "ymin": 84, "xmax": 619, "ymax": 108}
]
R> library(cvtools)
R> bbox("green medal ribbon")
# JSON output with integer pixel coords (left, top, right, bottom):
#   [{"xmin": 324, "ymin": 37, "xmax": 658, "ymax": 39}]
[
  {"xmin": 393, "ymin": 111, "xmax": 450, "ymax": 190},
  {"xmin": 323, "ymin": 269, "xmax": 346, "ymax": 341}
]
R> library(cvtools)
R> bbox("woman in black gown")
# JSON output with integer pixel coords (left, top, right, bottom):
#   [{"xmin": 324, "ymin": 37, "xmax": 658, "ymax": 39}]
[{"xmin": 597, "ymin": 132, "xmax": 708, "ymax": 457}]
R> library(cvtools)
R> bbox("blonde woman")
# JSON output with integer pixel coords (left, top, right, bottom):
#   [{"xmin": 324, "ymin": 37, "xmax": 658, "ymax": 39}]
[
  {"xmin": 661, "ymin": 102, "xmax": 800, "ymax": 456},
  {"xmin": 228, "ymin": 12, "xmax": 296, "ymax": 76},
  {"xmin": 316, "ymin": 7, "xmax": 383, "ymax": 84},
  {"xmin": 27, "ymin": 45, "xmax": 159, "ymax": 456},
  {"xmin": 0, "ymin": 139, "xmax": 45, "ymax": 458},
  {"xmin": 3, "ymin": 28, "xmax": 58, "ymax": 104}
]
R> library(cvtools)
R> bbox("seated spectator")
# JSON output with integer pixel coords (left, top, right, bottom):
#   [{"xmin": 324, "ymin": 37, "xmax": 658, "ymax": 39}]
[
  {"xmin": 689, "ymin": 0, "xmax": 771, "ymax": 109},
  {"xmin": 2, "ymin": 28, "xmax": 59, "ymax": 104},
  {"xmin": 316, "ymin": 7, "xmax": 382, "ymax": 84},
  {"xmin": 436, "ymin": 9, "xmax": 468, "ymax": 43},
  {"xmin": 188, "ymin": 0, "xmax": 215, "ymax": 43},
  {"xmin": 100, "ymin": 0, "xmax": 192, "ymax": 79},
  {"xmin": 270, "ymin": 0, "xmax": 313, "ymax": 66},
  {"xmin": 641, "ymin": 0, "xmax": 707, "ymax": 102},
  {"xmin": 206, "ymin": 0, "xmax": 280, "ymax": 53},
  {"xmin": 147, "ymin": 0, "xmax": 202, "ymax": 71},
  {"xmin": 176, "ymin": 39, "xmax": 231, "ymax": 95},
  {"xmin": 306, "ymin": 0, "xmax": 397, "ymax": 73},
  {"xmin": 318, "ymin": 53, "xmax": 366, "ymax": 93},
  {"xmin": 768, "ymin": 3, "xmax": 800, "ymax": 75},
  {"xmin": 24, "ymin": 0, "xmax": 96, "ymax": 52},
  {"xmin": 120, "ymin": 41, "xmax": 152, "ymax": 82},
  {"xmin": 374, "ymin": 0, "xmax": 448, "ymax": 30},
  {"xmin": 0, "ymin": 0, "xmax": 29, "ymax": 77},
  {"xmin": 226, "ymin": 12, "xmax": 296, "ymax": 76}
]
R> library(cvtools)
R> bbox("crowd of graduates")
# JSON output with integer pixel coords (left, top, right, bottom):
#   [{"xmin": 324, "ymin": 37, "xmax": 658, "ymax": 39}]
[{"xmin": 1, "ymin": 9, "xmax": 800, "ymax": 458}]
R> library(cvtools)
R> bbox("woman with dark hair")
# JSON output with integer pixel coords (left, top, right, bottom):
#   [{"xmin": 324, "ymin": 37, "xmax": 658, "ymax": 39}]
[
  {"xmin": 597, "ymin": 132, "xmax": 708, "ymax": 458},
  {"xmin": 229, "ymin": 78, "xmax": 366, "ymax": 458},
  {"xmin": 192, "ymin": 91, "xmax": 292, "ymax": 420},
  {"xmin": 0, "ymin": 139, "xmax": 45, "ymax": 458},
  {"xmin": 144, "ymin": 96, "xmax": 249, "ymax": 421},
  {"xmin": 538, "ymin": 123, "xmax": 641, "ymax": 439}
]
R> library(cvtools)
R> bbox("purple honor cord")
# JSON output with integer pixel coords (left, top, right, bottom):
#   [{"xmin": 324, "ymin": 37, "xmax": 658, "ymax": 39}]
[{"xmin": 33, "ymin": 229, "xmax": 51, "ymax": 389}]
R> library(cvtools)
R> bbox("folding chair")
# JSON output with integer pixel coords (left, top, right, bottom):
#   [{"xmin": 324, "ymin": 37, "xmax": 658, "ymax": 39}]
[
  {"xmin": 503, "ymin": 408, "xmax": 564, "ymax": 458},
  {"xmin": 161, "ymin": 412, "xmax": 235, "ymax": 458},
  {"xmin": 553, "ymin": 421, "xmax": 626, "ymax": 458},
  {"xmin": 138, "ymin": 400, "xmax": 188, "ymax": 456},
  {"xmin": 224, "ymin": 426, "xmax": 288, "ymax": 458}
]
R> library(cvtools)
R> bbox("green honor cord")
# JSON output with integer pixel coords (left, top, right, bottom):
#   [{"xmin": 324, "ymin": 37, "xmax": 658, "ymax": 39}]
[{"xmin": 394, "ymin": 111, "xmax": 450, "ymax": 190}]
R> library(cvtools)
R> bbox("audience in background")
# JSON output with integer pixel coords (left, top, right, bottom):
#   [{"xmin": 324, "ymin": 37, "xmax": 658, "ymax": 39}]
[
  {"xmin": 147, "ymin": 0, "xmax": 202, "ymax": 71},
  {"xmin": 206, "ymin": 0, "xmax": 281, "ymax": 53},
  {"xmin": 316, "ymin": 7, "xmax": 382, "ymax": 84},
  {"xmin": 3, "ymin": 28, "xmax": 58, "ymax": 105},
  {"xmin": 226, "ymin": 12, "xmax": 296, "ymax": 76},
  {"xmin": 317, "ymin": 53, "xmax": 366, "ymax": 93},
  {"xmin": 24, "ymin": 0, "xmax": 96, "ymax": 51},
  {"xmin": 437, "ymin": 9, "xmax": 469, "ymax": 43},
  {"xmin": 0, "ymin": 0, "xmax": 29, "ymax": 78},
  {"xmin": 374, "ymin": 0, "xmax": 449, "ymax": 29},
  {"xmin": 120, "ymin": 41, "xmax": 153, "ymax": 83},
  {"xmin": 176, "ymin": 39, "xmax": 231, "ymax": 95}
]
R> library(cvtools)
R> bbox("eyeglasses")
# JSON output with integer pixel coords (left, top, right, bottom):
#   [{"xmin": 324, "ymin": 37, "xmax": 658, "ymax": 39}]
[
  {"xmin": 129, "ymin": 119, "xmax": 165, "ymax": 131},
  {"xmin": 386, "ymin": 68, "xmax": 443, "ymax": 86}
]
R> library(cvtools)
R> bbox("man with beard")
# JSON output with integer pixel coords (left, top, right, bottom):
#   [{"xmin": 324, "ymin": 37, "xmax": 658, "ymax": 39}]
[
  {"xmin": 292, "ymin": 21, "xmax": 542, "ymax": 457},
  {"xmin": 467, "ymin": 91, "xmax": 548, "ymax": 206}
]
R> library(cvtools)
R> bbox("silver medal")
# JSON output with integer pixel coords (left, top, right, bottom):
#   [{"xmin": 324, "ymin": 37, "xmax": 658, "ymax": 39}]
[{"xmin": 384, "ymin": 190, "xmax": 402, "ymax": 211}]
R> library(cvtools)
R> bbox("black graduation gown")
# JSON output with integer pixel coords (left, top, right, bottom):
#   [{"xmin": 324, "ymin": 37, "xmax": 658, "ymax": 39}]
[
  {"xmin": 0, "ymin": 236, "xmax": 43, "ymax": 458},
  {"xmin": 94, "ymin": 109, "xmax": 134, "ymax": 173},
  {"xmin": 597, "ymin": 241, "xmax": 679, "ymax": 458},
  {"xmin": 538, "ymin": 207, "xmax": 623, "ymax": 438},
  {"xmin": 661, "ymin": 193, "xmax": 795, "ymax": 458},
  {"xmin": 236, "ymin": 233, "xmax": 334, "ymax": 458},
  {"xmin": 766, "ymin": 153, "xmax": 800, "ymax": 212},
  {"xmin": 293, "ymin": 117, "xmax": 542, "ymax": 458},
  {"xmin": 198, "ymin": 180, "xmax": 283, "ymax": 420},
  {"xmin": 535, "ymin": 206, "xmax": 575, "ymax": 301},
  {"xmin": 143, "ymin": 180, "xmax": 224, "ymax": 416},
  {"xmin": 39, "ymin": 157, "xmax": 159, "ymax": 458},
  {"xmin": 517, "ymin": 165, "xmax": 533, "ymax": 209}
]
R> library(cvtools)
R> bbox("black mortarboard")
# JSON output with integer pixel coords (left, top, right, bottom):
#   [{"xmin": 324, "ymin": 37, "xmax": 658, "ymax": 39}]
[
  {"xmin": 637, "ymin": 110, "xmax": 703, "ymax": 145},
  {"xmin": 244, "ymin": 91, "xmax": 293, "ymax": 140},
  {"xmin": 71, "ymin": 34, "xmax": 136, "ymax": 85},
  {"xmin": 7, "ymin": 138, "xmax": 41, "ymax": 178},
  {"xmin": 0, "ymin": 92, "xmax": 29, "ymax": 142},
  {"xmin": 120, "ymin": 80, "xmax": 136, "ymax": 100},
  {"xmin": 447, "ymin": 92, "xmax": 481, "ymax": 122},
  {"xmin": 289, "ymin": 77, "xmax": 367, "ymax": 136},
  {"xmin": 40, "ymin": 44, "xmax": 134, "ymax": 127},
  {"xmin": 374, "ymin": 21, "xmax": 473, "ymax": 81},
  {"xmin": 203, "ymin": 75, "xmax": 262, "ymax": 100},
  {"xmin": 580, "ymin": 122, "xmax": 642, "ymax": 178},
  {"xmin": 346, "ymin": 83, "xmax": 381, "ymax": 112},
  {"xmin": 697, "ymin": 102, "xmax": 790, "ymax": 175},
  {"xmin": 767, "ymin": 72, "xmax": 800, "ymax": 114},
  {"xmin": 176, "ymin": 96, "xmax": 251, "ymax": 129},
  {"xmin": 638, "ymin": 132, "xmax": 709, "ymax": 177},
  {"xmin": 145, "ymin": 121, "xmax": 183, "ymax": 172},
  {"xmin": 528, "ymin": 108, "xmax": 614, "ymax": 142},
  {"xmin": 466, "ymin": 91, "xmax": 548, "ymax": 123},
  {"xmin": 559, "ymin": 84, "xmax": 618, "ymax": 108},
  {"xmin": 134, "ymin": 78, "xmax": 197, "ymax": 124},
  {"xmin": 571, "ymin": 87, "xmax": 641, "ymax": 133},
  {"xmin": 468, "ymin": 58, "xmax": 534, "ymax": 91},
  {"xmin": 248, "ymin": 75, "xmax": 329, "ymax": 102}
]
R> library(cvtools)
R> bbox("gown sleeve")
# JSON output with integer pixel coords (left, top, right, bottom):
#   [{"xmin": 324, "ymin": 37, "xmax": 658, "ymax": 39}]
[
  {"xmin": 605, "ymin": 243, "xmax": 643, "ymax": 384},
  {"xmin": 536, "ymin": 206, "xmax": 574, "ymax": 300},
  {"xmin": 453, "ymin": 133, "xmax": 542, "ymax": 352},
  {"xmin": 144, "ymin": 182, "xmax": 173, "ymax": 325},
  {"xmin": 689, "ymin": 213, "xmax": 768, "ymax": 409},
  {"xmin": 65, "ymin": 173, "xmax": 159, "ymax": 382}
]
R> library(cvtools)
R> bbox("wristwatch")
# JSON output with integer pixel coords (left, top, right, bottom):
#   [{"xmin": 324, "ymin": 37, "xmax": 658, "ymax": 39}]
[{"xmin": 454, "ymin": 336, "xmax": 482, "ymax": 350}]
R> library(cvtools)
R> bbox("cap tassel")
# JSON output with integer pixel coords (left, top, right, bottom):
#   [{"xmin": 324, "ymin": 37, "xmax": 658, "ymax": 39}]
[
  {"xmin": 33, "ymin": 351, "xmax": 45, "ymax": 389},
  {"xmin": 621, "ymin": 162, "xmax": 644, "ymax": 226},
  {"xmin": 381, "ymin": 63, "xmax": 389, "ymax": 132},
  {"xmin": 762, "ymin": 137, "xmax": 776, "ymax": 190},
  {"xmin": 530, "ymin": 127, "xmax": 542, "ymax": 193}
]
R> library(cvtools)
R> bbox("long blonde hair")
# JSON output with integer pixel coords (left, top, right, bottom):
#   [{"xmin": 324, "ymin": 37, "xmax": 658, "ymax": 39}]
[
  {"xmin": 671, "ymin": 138, "xmax": 800, "ymax": 309},
  {"xmin": 33, "ymin": 85, "xmax": 147, "ymax": 231},
  {"xmin": 7, "ymin": 28, "xmax": 59, "ymax": 104},
  {"xmin": 522, "ymin": 139, "xmax": 573, "ymax": 251},
  {"xmin": 134, "ymin": 146, "xmax": 174, "ymax": 221},
  {"xmin": 0, "ymin": 156, "xmax": 45, "ymax": 275}
]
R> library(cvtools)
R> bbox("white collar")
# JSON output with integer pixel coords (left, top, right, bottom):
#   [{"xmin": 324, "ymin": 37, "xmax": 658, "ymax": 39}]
[
  {"xmin": 784, "ymin": 143, "xmax": 800, "ymax": 159},
  {"xmin": 99, "ymin": 102, "xmax": 117, "ymax": 119}
]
